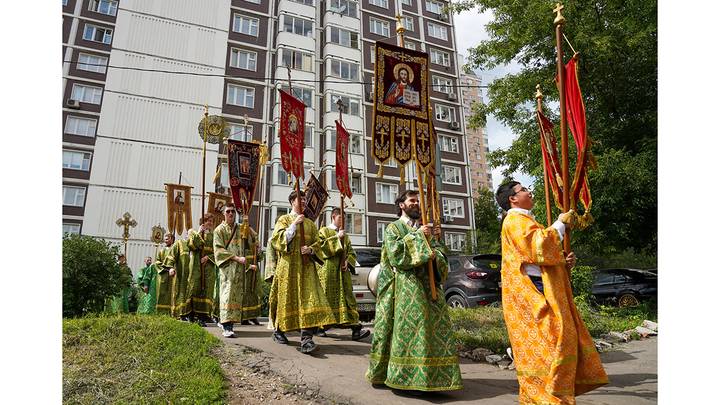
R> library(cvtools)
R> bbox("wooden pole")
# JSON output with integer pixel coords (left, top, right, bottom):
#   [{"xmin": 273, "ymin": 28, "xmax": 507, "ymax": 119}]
[
  {"xmin": 554, "ymin": 3, "xmax": 571, "ymax": 252},
  {"xmin": 536, "ymin": 85, "xmax": 553, "ymax": 227},
  {"xmin": 201, "ymin": 106, "xmax": 208, "ymax": 217},
  {"xmin": 415, "ymin": 162, "xmax": 438, "ymax": 301}
]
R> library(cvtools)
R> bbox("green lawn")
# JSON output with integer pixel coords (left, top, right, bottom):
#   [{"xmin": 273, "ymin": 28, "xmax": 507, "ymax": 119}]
[{"xmin": 63, "ymin": 315, "xmax": 224, "ymax": 404}]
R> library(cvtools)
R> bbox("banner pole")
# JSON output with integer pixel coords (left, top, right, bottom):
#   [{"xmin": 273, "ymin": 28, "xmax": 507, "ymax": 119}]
[
  {"xmin": 554, "ymin": 3, "xmax": 571, "ymax": 252},
  {"xmin": 536, "ymin": 85, "xmax": 553, "ymax": 227}
]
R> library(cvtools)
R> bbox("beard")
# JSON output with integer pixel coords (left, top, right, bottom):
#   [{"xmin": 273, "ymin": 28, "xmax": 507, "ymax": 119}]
[{"xmin": 404, "ymin": 206, "xmax": 421, "ymax": 220}]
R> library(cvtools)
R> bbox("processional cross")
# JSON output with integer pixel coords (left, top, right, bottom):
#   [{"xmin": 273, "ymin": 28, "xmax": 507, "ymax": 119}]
[{"xmin": 116, "ymin": 212, "xmax": 137, "ymax": 258}]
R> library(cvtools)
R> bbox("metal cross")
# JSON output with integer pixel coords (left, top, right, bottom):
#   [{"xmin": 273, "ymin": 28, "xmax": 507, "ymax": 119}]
[{"xmin": 116, "ymin": 212, "xmax": 137, "ymax": 258}]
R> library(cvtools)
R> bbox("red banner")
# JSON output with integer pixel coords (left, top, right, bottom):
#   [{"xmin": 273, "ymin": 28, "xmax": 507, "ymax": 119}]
[
  {"xmin": 564, "ymin": 56, "xmax": 592, "ymax": 211},
  {"xmin": 279, "ymin": 89, "xmax": 305, "ymax": 180},
  {"xmin": 537, "ymin": 110, "xmax": 564, "ymax": 209},
  {"xmin": 335, "ymin": 120, "xmax": 352, "ymax": 198},
  {"xmin": 227, "ymin": 139, "xmax": 261, "ymax": 216}
]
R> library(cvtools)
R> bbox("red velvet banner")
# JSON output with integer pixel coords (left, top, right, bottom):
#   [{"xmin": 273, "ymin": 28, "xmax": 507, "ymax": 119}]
[
  {"xmin": 537, "ymin": 110, "xmax": 564, "ymax": 209},
  {"xmin": 279, "ymin": 89, "xmax": 305, "ymax": 180},
  {"xmin": 335, "ymin": 120, "xmax": 352, "ymax": 198},
  {"xmin": 227, "ymin": 139, "xmax": 260, "ymax": 216},
  {"xmin": 564, "ymin": 56, "xmax": 592, "ymax": 210}
]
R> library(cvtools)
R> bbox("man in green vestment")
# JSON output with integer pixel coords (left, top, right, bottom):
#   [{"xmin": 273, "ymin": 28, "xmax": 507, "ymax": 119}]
[
  {"xmin": 155, "ymin": 233, "xmax": 175, "ymax": 316},
  {"xmin": 213, "ymin": 203, "xmax": 261, "ymax": 338},
  {"xmin": 316, "ymin": 207, "xmax": 370, "ymax": 341},
  {"xmin": 163, "ymin": 235, "xmax": 192, "ymax": 320},
  {"xmin": 238, "ymin": 214, "xmax": 263, "ymax": 326},
  {"xmin": 136, "ymin": 256, "xmax": 157, "ymax": 314},
  {"xmin": 105, "ymin": 254, "xmax": 133, "ymax": 314},
  {"xmin": 366, "ymin": 190, "xmax": 462, "ymax": 392},
  {"xmin": 269, "ymin": 190, "xmax": 336, "ymax": 354},
  {"xmin": 186, "ymin": 214, "xmax": 218, "ymax": 326}
]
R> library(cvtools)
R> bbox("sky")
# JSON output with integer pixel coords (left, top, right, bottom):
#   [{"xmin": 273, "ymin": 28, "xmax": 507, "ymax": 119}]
[{"xmin": 453, "ymin": 7, "xmax": 534, "ymax": 190}]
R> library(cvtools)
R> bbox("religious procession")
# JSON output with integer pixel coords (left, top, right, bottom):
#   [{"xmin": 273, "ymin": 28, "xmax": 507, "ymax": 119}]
[{"xmin": 60, "ymin": 0, "xmax": 659, "ymax": 403}]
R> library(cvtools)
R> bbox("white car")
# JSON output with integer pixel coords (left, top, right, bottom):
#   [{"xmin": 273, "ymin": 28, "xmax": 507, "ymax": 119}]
[{"xmin": 350, "ymin": 248, "xmax": 381, "ymax": 321}]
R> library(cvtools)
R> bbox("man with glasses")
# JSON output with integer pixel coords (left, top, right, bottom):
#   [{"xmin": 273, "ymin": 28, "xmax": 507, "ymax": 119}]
[{"xmin": 494, "ymin": 181, "xmax": 608, "ymax": 403}]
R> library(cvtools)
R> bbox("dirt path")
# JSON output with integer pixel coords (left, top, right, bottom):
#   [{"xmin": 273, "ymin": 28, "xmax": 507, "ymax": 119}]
[{"xmin": 208, "ymin": 322, "xmax": 657, "ymax": 404}]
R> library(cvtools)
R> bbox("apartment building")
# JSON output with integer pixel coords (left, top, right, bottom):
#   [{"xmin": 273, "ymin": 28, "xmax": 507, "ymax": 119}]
[
  {"xmin": 459, "ymin": 67, "xmax": 493, "ymax": 196},
  {"xmin": 62, "ymin": 0, "xmax": 475, "ymax": 270}
]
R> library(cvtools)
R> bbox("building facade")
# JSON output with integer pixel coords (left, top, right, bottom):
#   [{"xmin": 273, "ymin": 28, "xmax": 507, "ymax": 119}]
[
  {"xmin": 459, "ymin": 68, "xmax": 492, "ymax": 197},
  {"xmin": 62, "ymin": 0, "xmax": 475, "ymax": 270}
]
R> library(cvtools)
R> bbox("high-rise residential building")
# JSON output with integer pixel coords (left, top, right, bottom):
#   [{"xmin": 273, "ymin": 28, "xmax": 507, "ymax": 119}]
[
  {"xmin": 63, "ymin": 0, "xmax": 475, "ymax": 270},
  {"xmin": 459, "ymin": 66, "xmax": 493, "ymax": 197}
]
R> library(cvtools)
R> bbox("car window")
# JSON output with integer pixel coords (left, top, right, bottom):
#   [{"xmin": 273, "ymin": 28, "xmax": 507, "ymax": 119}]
[
  {"xmin": 355, "ymin": 249, "xmax": 381, "ymax": 267},
  {"xmin": 448, "ymin": 257, "xmax": 462, "ymax": 270},
  {"xmin": 594, "ymin": 272, "xmax": 614, "ymax": 284}
]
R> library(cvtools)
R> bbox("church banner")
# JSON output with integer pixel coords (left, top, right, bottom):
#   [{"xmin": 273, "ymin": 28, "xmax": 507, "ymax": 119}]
[
  {"xmin": 564, "ymin": 56, "xmax": 594, "ymax": 212},
  {"xmin": 537, "ymin": 110, "xmax": 564, "ymax": 209},
  {"xmin": 303, "ymin": 173, "xmax": 328, "ymax": 221},
  {"xmin": 335, "ymin": 120, "xmax": 352, "ymax": 198},
  {"xmin": 279, "ymin": 89, "xmax": 305, "ymax": 180},
  {"xmin": 227, "ymin": 139, "xmax": 261, "ymax": 216},
  {"xmin": 164, "ymin": 183, "xmax": 193, "ymax": 236}
]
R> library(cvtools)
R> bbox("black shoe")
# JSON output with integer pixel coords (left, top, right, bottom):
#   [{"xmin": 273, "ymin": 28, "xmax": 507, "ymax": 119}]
[
  {"xmin": 315, "ymin": 329, "xmax": 327, "ymax": 337},
  {"xmin": 180, "ymin": 316, "xmax": 190, "ymax": 322},
  {"xmin": 196, "ymin": 319, "xmax": 207, "ymax": 327},
  {"xmin": 250, "ymin": 318, "xmax": 261, "ymax": 325},
  {"xmin": 300, "ymin": 340, "xmax": 317, "ymax": 354},
  {"xmin": 352, "ymin": 328, "xmax": 371, "ymax": 341},
  {"xmin": 241, "ymin": 320, "xmax": 251, "ymax": 325},
  {"xmin": 272, "ymin": 331, "xmax": 289, "ymax": 345}
]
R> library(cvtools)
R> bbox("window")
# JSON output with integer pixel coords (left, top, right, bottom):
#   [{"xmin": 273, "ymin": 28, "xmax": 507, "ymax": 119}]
[
  {"xmin": 344, "ymin": 213, "xmax": 363, "ymax": 234},
  {"xmin": 442, "ymin": 197, "xmax": 465, "ymax": 217},
  {"xmin": 246, "ymin": 0, "xmax": 262, "ymax": 3},
  {"xmin": 71, "ymin": 84, "xmax": 103, "ymax": 104},
  {"xmin": 277, "ymin": 165, "xmax": 292, "ymax": 185},
  {"xmin": 425, "ymin": 0, "xmax": 444, "ymax": 14},
  {"xmin": 370, "ymin": 45, "xmax": 376, "ymax": 64},
  {"xmin": 401, "ymin": 0, "xmax": 412, "ymax": 5},
  {"xmin": 65, "ymin": 116, "xmax": 97, "ymax": 137},
  {"xmin": 233, "ymin": 14, "xmax": 259, "ymax": 36},
  {"xmin": 430, "ymin": 49, "xmax": 450, "ymax": 66},
  {"xmin": 282, "ymin": 86, "xmax": 313, "ymax": 108},
  {"xmin": 63, "ymin": 0, "xmax": 68, "ymax": 6},
  {"xmin": 63, "ymin": 222, "xmax": 81, "ymax": 235},
  {"xmin": 89, "ymin": 0, "xmax": 118, "ymax": 16},
  {"xmin": 77, "ymin": 53, "xmax": 108, "ymax": 74},
  {"xmin": 63, "ymin": 150, "xmax": 92, "ymax": 171},
  {"xmin": 275, "ymin": 207, "xmax": 291, "ymax": 225},
  {"xmin": 369, "ymin": 18, "xmax": 390, "ymax": 37},
  {"xmin": 402, "ymin": 16, "xmax": 414, "ymax": 32},
  {"xmin": 329, "ymin": 0, "xmax": 358, "ymax": 18},
  {"xmin": 435, "ymin": 104, "xmax": 455, "ymax": 122},
  {"xmin": 83, "ymin": 24, "xmax": 113, "ymax": 44},
  {"xmin": 445, "ymin": 232, "xmax": 466, "ymax": 251},
  {"xmin": 442, "ymin": 166, "xmax": 461, "ymax": 184},
  {"xmin": 439, "ymin": 135, "xmax": 458, "ymax": 152},
  {"xmin": 329, "ymin": 59, "xmax": 359, "ymax": 81},
  {"xmin": 330, "ymin": 94, "xmax": 360, "ymax": 116},
  {"xmin": 63, "ymin": 185, "xmax": 86, "ymax": 207},
  {"xmin": 350, "ymin": 174, "xmax": 362, "ymax": 194},
  {"xmin": 377, "ymin": 221, "xmax": 391, "ymax": 242},
  {"xmin": 376, "ymin": 182, "xmax": 398, "ymax": 204},
  {"xmin": 405, "ymin": 41, "xmax": 417, "ymax": 50},
  {"xmin": 290, "ymin": 0, "xmax": 313, "ymax": 4},
  {"xmin": 350, "ymin": 133, "xmax": 363, "ymax": 154},
  {"xmin": 432, "ymin": 76, "xmax": 452, "ymax": 93},
  {"xmin": 375, "ymin": 158, "xmax": 397, "ymax": 168},
  {"xmin": 304, "ymin": 126, "xmax": 313, "ymax": 147},
  {"xmin": 230, "ymin": 48, "xmax": 257, "ymax": 71},
  {"xmin": 226, "ymin": 84, "xmax": 255, "ymax": 107},
  {"xmin": 229, "ymin": 124, "xmax": 253, "ymax": 142},
  {"xmin": 329, "ymin": 27, "xmax": 359, "ymax": 49},
  {"xmin": 220, "ymin": 162, "xmax": 229, "ymax": 187},
  {"xmin": 281, "ymin": 49, "xmax": 313, "ymax": 71},
  {"xmin": 283, "ymin": 16, "xmax": 313, "ymax": 37},
  {"xmin": 369, "ymin": 0, "xmax": 388, "ymax": 8},
  {"xmin": 427, "ymin": 22, "xmax": 448, "ymax": 40}
]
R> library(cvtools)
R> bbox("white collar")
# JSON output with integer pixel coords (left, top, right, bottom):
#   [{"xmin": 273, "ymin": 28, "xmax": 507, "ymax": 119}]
[
  {"xmin": 400, "ymin": 213, "xmax": 418, "ymax": 229},
  {"xmin": 328, "ymin": 223, "xmax": 338, "ymax": 231},
  {"xmin": 508, "ymin": 208, "xmax": 535, "ymax": 219}
]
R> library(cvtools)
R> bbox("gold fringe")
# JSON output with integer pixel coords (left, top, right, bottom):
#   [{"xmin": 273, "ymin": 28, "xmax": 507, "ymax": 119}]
[
  {"xmin": 377, "ymin": 164, "xmax": 384, "ymax": 178},
  {"xmin": 399, "ymin": 165, "xmax": 405, "ymax": 187}
]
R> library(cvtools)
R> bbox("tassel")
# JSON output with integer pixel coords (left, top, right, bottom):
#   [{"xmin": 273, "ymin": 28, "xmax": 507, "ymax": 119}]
[
  {"xmin": 399, "ymin": 165, "xmax": 405, "ymax": 187},
  {"xmin": 213, "ymin": 165, "xmax": 221, "ymax": 183},
  {"xmin": 575, "ymin": 211, "xmax": 594, "ymax": 230},
  {"xmin": 377, "ymin": 164, "xmax": 384, "ymax": 178}
]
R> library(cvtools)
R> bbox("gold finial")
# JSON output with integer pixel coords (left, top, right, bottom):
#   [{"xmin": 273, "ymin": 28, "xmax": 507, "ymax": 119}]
[
  {"xmin": 535, "ymin": 84, "xmax": 543, "ymax": 100},
  {"xmin": 204, "ymin": 104, "xmax": 209, "ymax": 116},
  {"xmin": 553, "ymin": 3, "xmax": 565, "ymax": 25},
  {"xmin": 395, "ymin": 14, "xmax": 405, "ymax": 35}
]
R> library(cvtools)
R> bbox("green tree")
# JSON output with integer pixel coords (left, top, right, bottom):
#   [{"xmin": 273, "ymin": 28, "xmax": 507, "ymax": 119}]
[
  {"xmin": 63, "ymin": 234, "xmax": 130, "ymax": 317},
  {"xmin": 471, "ymin": 186, "xmax": 502, "ymax": 253},
  {"xmin": 454, "ymin": 0, "xmax": 657, "ymax": 257}
]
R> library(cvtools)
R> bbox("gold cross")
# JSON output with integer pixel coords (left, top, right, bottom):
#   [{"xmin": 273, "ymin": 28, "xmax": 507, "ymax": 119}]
[
  {"xmin": 418, "ymin": 131, "xmax": 428, "ymax": 146},
  {"xmin": 398, "ymin": 130, "xmax": 410, "ymax": 147},
  {"xmin": 553, "ymin": 3, "xmax": 565, "ymax": 25},
  {"xmin": 116, "ymin": 212, "xmax": 137, "ymax": 242}
]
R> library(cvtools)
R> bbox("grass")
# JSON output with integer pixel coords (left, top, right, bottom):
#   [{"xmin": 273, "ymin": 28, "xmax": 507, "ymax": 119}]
[
  {"xmin": 450, "ymin": 299, "xmax": 658, "ymax": 355},
  {"xmin": 63, "ymin": 315, "xmax": 225, "ymax": 404}
]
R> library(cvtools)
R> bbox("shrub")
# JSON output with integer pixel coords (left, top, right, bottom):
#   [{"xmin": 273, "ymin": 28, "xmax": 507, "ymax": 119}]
[
  {"xmin": 571, "ymin": 265, "xmax": 595, "ymax": 301},
  {"xmin": 63, "ymin": 234, "xmax": 130, "ymax": 317}
]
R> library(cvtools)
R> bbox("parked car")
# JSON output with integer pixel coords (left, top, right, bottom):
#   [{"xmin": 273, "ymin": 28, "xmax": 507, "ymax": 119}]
[
  {"xmin": 351, "ymin": 247, "xmax": 381, "ymax": 321},
  {"xmin": 443, "ymin": 254, "xmax": 502, "ymax": 308},
  {"xmin": 591, "ymin": 268, "xmax": 657, "ymax": 307}
]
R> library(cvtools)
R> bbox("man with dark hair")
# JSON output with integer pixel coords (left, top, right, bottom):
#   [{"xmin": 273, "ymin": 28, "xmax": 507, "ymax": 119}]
[
  {"xmin": 269, "ymin": 189, "xmax": 335, "ymax": 354},
  {"xmin": 163, "ymin": 230, "xmax": 192, "ymax": 320},
  {"xmin": 155, "ymin": 233, "xmax": 175, "ymax": 316},
  {"xmin": 366, "ymin": 189, "xmax": 462, "ymax": 392},
  {"xmin": 494, "ymin": 181, "xmax": 607, "ymax": 403},
  {"xmin": 315, "ymin": 207, "xmax": 371, "ymax": 341},
  {"xmin": 136, "ymin": 256, "xmax": 157, "ymax": 314},
  {"xmin": 186, "ymin": 213, "xmax": 218, "ymax": 326}
]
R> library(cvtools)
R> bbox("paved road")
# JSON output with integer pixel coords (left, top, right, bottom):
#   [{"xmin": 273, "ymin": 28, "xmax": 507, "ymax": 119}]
[{"xmin": 207, "ymin": 323, "xmax": 656, "ymax": 404}]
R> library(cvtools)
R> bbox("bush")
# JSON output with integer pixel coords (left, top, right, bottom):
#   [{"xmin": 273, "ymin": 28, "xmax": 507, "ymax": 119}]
[
  {"xmin": 63, "ymin": 234, "xmax": 130, "ymax": 317},
  {"xmin": 571, "ymin": 265, "xmax": 595, "ymax": 301}
]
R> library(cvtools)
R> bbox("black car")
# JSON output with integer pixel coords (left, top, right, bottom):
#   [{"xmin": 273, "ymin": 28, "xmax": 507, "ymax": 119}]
[
  {"xmin": 591, "ymin": 268, "xmax": 657, "ymax": 307},
  {"xmin": 443, "ymin": 254, "xmax": 502, "ymax": 308}
]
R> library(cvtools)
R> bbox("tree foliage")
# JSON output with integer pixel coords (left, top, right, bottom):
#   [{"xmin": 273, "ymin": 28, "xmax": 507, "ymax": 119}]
[
  {"xmin": 454, "ymin": 0, "xmax": 657, "ymax": 257},
  {"xmin": 63, "ymin": 234, "xmax": 130, "ymax": 317},
  {"xmin": 470, "ymin": 186, "xmax": 502, "ymax": 254}
]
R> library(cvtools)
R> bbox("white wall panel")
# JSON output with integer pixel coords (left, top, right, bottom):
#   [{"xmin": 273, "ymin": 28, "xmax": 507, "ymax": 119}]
[{"xmin": 122, "ymin": 0, "xmax": 231, "ymax": 31}]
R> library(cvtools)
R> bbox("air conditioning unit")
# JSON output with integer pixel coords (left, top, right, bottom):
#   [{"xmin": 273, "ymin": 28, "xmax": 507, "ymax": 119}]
[
  {"xmin": 447, "ymin": 93, "xmax": 457, "ymax": 101},
  {"xmin": 449, "ymin": 121, "xmax": 460, "ymax": 130},
  {"xmin": 66, "ymin": 99, "xmax": 80, "ymax": 108},
  {"xmin": 442, "ymin": 215, "xmax": 454, "ymax": 223}
]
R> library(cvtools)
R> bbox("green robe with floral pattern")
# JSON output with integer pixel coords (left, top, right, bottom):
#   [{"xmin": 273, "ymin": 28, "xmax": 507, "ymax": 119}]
[
  {"xmin": 187, "ymin": 229, "xmax": 217, "ymax": 317},
  {"xmin": 269, "ymin": 213, "xmax": 336, "ymax": 332},
  {"xmin": 155, "ymin": 246, "xmax": 174, "ymax": 315},
  {"xmin": 213, "ymin": 221, "xmax": 264, "ymax": 323},
  {"xmin": 316, "ymin": 225, "xmax": 360, "ymax": 326},
  {"xmin": 366, "ymin": 218, "xmax": 462, "ymax": 391},
  {"xmin": 136, "ymin": 263, "xmax": 157, "ymax": 314},
  {"xmin": 163, "ymin": 239, "xmax": 191, "ymax": 317}
]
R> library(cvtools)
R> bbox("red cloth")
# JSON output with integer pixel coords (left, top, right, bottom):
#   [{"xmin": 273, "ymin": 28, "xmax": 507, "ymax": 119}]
[
  {"xmin": 564, "ymin": 57, "xmax": 592, "ymax": 210},
  {"xmin": 335, "ymin": 120, "xmax": 352, "ymax": 198},
  {"xmin": 227, "ymin": 139, "xmax": 261, "ymax": 215},
  {"xmin": 537, "ymin": 110, "xmax": 564, "ymax": 209},
  {"xmin": 279, "ymin": 89, "xmax": 305, "ymax": 180}
]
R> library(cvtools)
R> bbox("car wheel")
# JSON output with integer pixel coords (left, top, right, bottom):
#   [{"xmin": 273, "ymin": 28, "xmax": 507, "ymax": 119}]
[
  {"xmin": 446, "ymin": 295, "xmax": 468, "ymax": 309},
  {"xmin": 618, "ymin": 293, "xmax": 640, "ymax": 308}
]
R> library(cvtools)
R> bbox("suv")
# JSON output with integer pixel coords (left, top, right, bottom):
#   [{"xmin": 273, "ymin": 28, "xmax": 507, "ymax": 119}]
[
  {"xmin": 443, "ymin": 254, "xmax": 502, "ymax": 308},
  {"xmin": 592, "ymin": 268, "xmax": 657, "ymax": 307},
  {"xmin": 351, "ymin": 247, "xmax": 381, "ymax": 321}
]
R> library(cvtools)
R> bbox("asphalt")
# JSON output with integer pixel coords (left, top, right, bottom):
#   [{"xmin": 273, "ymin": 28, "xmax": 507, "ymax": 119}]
[{"xmin": 206, "ymin": 322, "xmax": 657, "ymax": 404}]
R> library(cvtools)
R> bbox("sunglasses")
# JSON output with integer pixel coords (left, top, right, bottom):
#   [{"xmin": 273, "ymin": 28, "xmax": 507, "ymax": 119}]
[{"xmin": 224, "ymin": 210, "xmax": 236, "ymax": 214}]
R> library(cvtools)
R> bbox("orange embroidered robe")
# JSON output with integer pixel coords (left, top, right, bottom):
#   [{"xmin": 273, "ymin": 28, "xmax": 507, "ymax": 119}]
[{"xmin": 500, "ymin": 210, "xmax": 608, "ymax": 404}]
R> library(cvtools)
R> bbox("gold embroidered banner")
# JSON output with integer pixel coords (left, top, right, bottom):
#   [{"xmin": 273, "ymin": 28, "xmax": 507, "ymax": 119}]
[{"xmin": 165, "ymin": 183, "xmax": 193, "ymax": 236}]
